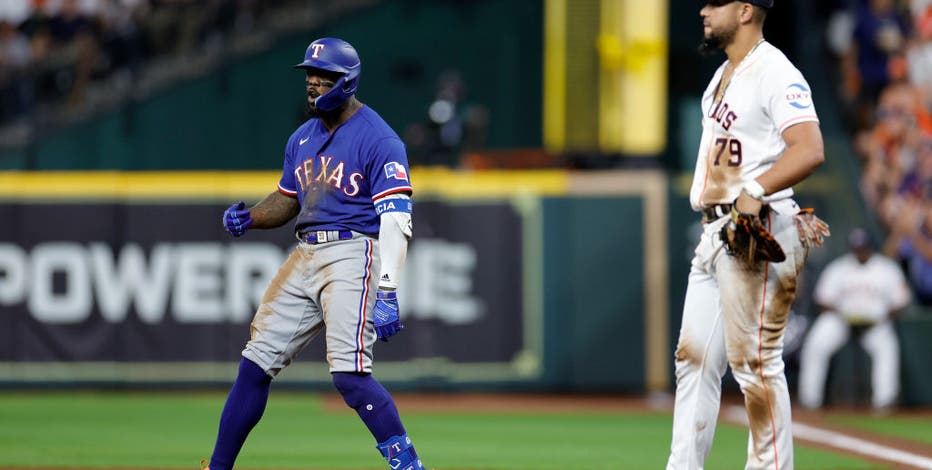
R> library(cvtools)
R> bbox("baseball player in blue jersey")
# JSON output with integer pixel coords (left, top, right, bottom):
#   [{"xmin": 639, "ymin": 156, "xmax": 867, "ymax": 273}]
[{"xmin": 202, "ymin": 37, "xmax": 425, "ymax": 470}]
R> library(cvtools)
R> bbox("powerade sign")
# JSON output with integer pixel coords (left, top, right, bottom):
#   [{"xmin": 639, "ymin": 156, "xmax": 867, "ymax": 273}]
[
  {"xmin": 0, "ymin": 241, "xmax": 482, "ymax": 326},
  {"xmin": 0, "ymin": 203, "xmax": 523, "ymax": 365},
  {"xmin": 0, "ymin": 242, "xmax": 282, "ymax": 324}
]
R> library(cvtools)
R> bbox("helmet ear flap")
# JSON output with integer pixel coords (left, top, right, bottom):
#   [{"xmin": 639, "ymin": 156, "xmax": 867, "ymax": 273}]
[
  {"xmin": 342, "ymin": 73, "xmax": 359, "ymax": 95},
  {"xmin": 314, "ymin": 75, "xmax": 351, "ymax": 112}
]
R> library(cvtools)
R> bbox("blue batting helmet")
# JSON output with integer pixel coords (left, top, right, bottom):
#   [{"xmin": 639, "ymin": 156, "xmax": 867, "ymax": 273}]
[
  {"xmin": 847, "ymin": 228, "xmax": 875, "ymax": 250},
  {"xmin": 294, "ymin": 37, "xmax": 361, "ymax": 112}
]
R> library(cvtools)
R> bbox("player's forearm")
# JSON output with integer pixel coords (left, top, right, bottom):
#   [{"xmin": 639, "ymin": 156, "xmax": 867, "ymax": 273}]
[
  {"xmin": 378, "ymin": 219, "xmax": 409, "ymax": 290},
  {"xmin": 249, "ymin": 191, "xmax": 300, "ymax": 229},
  {"xmin": 756, "ymin": 147, "xmax": 822, "ymax": 194},
  {"xmin": 375, "ymin": 195, "xmax": 413, "ymax": 290},
  {"xmin": 757, "ymin": 123, "xmax": 824, "ymax": 194}
]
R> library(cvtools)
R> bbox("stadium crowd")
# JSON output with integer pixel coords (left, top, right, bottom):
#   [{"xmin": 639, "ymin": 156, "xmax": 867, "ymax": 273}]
[
  {"xmin": 827, "ymin": 0, "xmax": 932, "ymax": 306},
  {"xmin": 0, "ymin": 0, "xmax": 316, "ymax": 127}
]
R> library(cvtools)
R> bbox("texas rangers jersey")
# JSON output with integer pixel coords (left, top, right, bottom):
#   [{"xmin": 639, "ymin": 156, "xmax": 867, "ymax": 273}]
[
  {"xmin": 689, "ymin": 41, "xmax": 819, "ymax": 211},
  {"xmin": 814, "ymin": 254, "xmax": 911, "ymax": 323},
  {"xmin": 278, "ymin": 105, "xmax": 413, "ymax": 235}
]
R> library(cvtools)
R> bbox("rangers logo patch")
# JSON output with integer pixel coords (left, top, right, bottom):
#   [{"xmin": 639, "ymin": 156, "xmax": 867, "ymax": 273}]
[{"xmin": 384, "ymin": 162, "xmax": 408, "ymax": 181}]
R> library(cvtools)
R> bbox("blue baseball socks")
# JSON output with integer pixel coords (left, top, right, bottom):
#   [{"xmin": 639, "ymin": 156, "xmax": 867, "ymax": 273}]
[
  {"xmin": 332, "ymin": 372, "xmax": 425, "ymax": 469},
  {"xmin": 209, "ymin": 358, "xmax": 272, "ymax": 470},
  {"xmin": 207, "ymin": 365, "xmax": 422, "ymax": 469},
  {"xmin": 377, "ymin": 434, "xmax": 424, "ymax": 470}
]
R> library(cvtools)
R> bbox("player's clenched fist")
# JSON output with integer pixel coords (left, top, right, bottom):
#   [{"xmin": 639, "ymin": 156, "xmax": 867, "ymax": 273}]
[
  {"xmin": 373, "ymin": 290, "xmax": 404, "ymax": 341},
  {"xmin": 222, "ymin": 201, "xmax": 253, "ymax": 237}
]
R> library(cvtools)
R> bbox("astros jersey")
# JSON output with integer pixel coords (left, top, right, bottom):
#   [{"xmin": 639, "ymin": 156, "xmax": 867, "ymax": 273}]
[
  {"xmin": 689, "ymin": 41, "xmax": 819, "ymax": 211},
  {"xmin": 814, "ymin": 254, "xmax": 911, "ymax": 323},
  {"xmin": 278, "ymin": 105, "xmax": 413, "ymax": 235}
]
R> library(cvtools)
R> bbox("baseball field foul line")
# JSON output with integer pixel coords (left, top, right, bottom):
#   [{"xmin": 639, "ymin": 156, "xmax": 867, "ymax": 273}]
[{"xmin": 725, "ymin": 406, "xmax": 932, "ymax": 469}]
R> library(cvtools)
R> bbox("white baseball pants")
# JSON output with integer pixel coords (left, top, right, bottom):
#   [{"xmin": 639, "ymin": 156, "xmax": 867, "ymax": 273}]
[{"xmin": 667, "ymin": 211, "xmax": 808, "ymax": 470}]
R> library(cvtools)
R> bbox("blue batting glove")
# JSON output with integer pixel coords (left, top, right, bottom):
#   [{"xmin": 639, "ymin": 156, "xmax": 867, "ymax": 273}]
[
  {"xmin": 373, "ymin": 290, "xmax": 404, "ymax": 341},
  {"xmin": 222, "ymin": 201, "xmax": 253, "ymax": 237}
]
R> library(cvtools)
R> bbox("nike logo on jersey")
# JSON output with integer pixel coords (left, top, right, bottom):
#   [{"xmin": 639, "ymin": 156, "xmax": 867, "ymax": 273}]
[{"xmin": 299, "ymin": 137, "xmax": 310, "ymax": 145}]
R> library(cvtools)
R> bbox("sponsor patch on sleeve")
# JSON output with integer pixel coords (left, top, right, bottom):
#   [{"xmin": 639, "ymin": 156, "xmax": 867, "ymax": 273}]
[
  {"xmin": 383, "ymin": 162, "xmax": 409, "ymax": 181},
  {"xmin": 784, "ymin": 83, "xmax": 812, "ymax": 109}
]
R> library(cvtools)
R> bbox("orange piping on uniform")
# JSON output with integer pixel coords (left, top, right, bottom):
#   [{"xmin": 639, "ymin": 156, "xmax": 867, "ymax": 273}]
[
  {"xmin": 757, "ymin": 212, "xmax": 779, "ymax": 469},
  {"xmin": 733, "ymin": 54, "xmax": 765, "ymax": 79},
  {"xmin": 778, "ymin": 115, "xmax": 819, "ymax": 134},
  {"xmin": 698, "ymin": 120, "xmax": 716, "ymax": 207}
]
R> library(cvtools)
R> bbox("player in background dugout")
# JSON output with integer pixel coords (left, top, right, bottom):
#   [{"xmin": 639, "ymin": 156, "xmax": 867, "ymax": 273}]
[{"xmin": 798, "ymin": 228, "xmax": 911, "ymax": 411}]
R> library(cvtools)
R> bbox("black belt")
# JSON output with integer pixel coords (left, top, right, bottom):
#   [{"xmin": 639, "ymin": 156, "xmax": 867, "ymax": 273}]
[
  {"xmin": 297, "ymin": 230, "xmax": 353, "ymax": 244},
  {"xmin": 701, "ymin": 203, "xmax": 771, "ymax": 223},
  {"xmin": 701, "ymin": 204, "xmax": 733, "ymax": 223}
]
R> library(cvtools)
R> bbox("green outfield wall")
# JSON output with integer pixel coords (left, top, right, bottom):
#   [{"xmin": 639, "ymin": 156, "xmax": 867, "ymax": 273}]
[
  {"xmin": 0, "ymin": 169, "xmax": 664, "ymax": 393},
  {"xmin": 0, "ymin": 169, "xmax": 929, "ymax": 404}
]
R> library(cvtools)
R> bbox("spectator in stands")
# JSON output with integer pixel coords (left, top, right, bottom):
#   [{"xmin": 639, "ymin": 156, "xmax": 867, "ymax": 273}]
[
  {"xmin": 403, "ymin": 69, "xmax": 489, "ymax": 167},
  {"xmin": 46, "ymin": 0, "xmax": 98, "ymax": 105},
  {"xmin": 884, "ymin": 194, "xmax": 932, "ymax": 305},
  {"xmin": 857, "ymin": 83, "xmax": 923, "ymax": 223},
  {"xmin": 838, "ymin": 1, "xmax": 932, "ymax": 308},
  {"xmin": 144, "ymin": 0, "xmax": 206, "ymax": 58},
  {"xmin": 0, "ymin": 20, "xmax": 33, "ymax": 122},
  {"xmin": 0, "ymin": 0, "xmax": 335, "ymax": 130},
  {"xmin": 798, "ymin": 228, "xmax": 912, "ymax": 410},
  {"xmin": 826, "ymin": 1, "xmax": 864, "ymax": 130},
  {"xmin": 906, "ymin": 0, "xmax": 932, "ymax": 105},
  {"xmin": 844, "ymin": 0, "xmax": 910, "ymax": 129},
  {"xmin": 95, "ymin": 0, "xmax": 148, "ymax": 87},
  {"xmin": 0, "ymin": 0, "xmax": 32, "ymax": 26},
  {"xmin": 896, "ymin": 132, "xmax": 932, "ymax": 202}
]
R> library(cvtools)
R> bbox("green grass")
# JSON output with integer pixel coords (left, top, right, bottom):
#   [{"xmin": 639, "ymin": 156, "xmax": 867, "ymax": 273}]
[
  {"xmin": 705, "ymin": 423, "xmax": 888, "ymax": 470},
  {"xmin": 0, "ymin": 392, "xmax": 889, "ymax": 469},
  {"xmin": 826, "ymin": 414, "xmax": 932, "ymax": 446}
]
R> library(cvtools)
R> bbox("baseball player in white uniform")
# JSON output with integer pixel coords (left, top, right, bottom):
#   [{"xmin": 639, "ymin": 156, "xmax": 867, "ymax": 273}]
[
  {"xmin": 668, "ymin": 1, "xmax": 829, "ymax": 469},
  {"xmin": 798, "ymin": 228, "xmax": 911, "ymax": 410}
]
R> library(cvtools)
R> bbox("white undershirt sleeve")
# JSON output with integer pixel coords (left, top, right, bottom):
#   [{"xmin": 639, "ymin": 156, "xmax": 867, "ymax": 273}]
[{"xmin": 375, "ymin": 194, "xmax": 412, "ymax": 290}]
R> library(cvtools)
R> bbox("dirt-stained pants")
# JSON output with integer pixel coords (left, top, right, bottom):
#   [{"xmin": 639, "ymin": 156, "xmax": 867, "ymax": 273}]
[{"xmin": 667, "ymin": 210, "xmax": 807, "ymax": 470}]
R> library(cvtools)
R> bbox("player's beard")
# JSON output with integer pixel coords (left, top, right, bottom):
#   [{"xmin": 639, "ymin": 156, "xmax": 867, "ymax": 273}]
[
  {"xmin": 305, "ymin": 94, "xmax": 344, "ymax": 119},
  {"xmin": 305, "ymin": 94, "xmax": 320, "ymax": 118},
  {"xmin": 698, "ymin": 24, "xmax": 737, "ymax": 57}
]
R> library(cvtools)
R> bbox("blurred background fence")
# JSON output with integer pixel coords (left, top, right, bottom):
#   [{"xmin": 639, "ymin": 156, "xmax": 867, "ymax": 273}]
[{"xmin": 0, "ymin": 0, "xmax": 930, "ymax": 407}]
